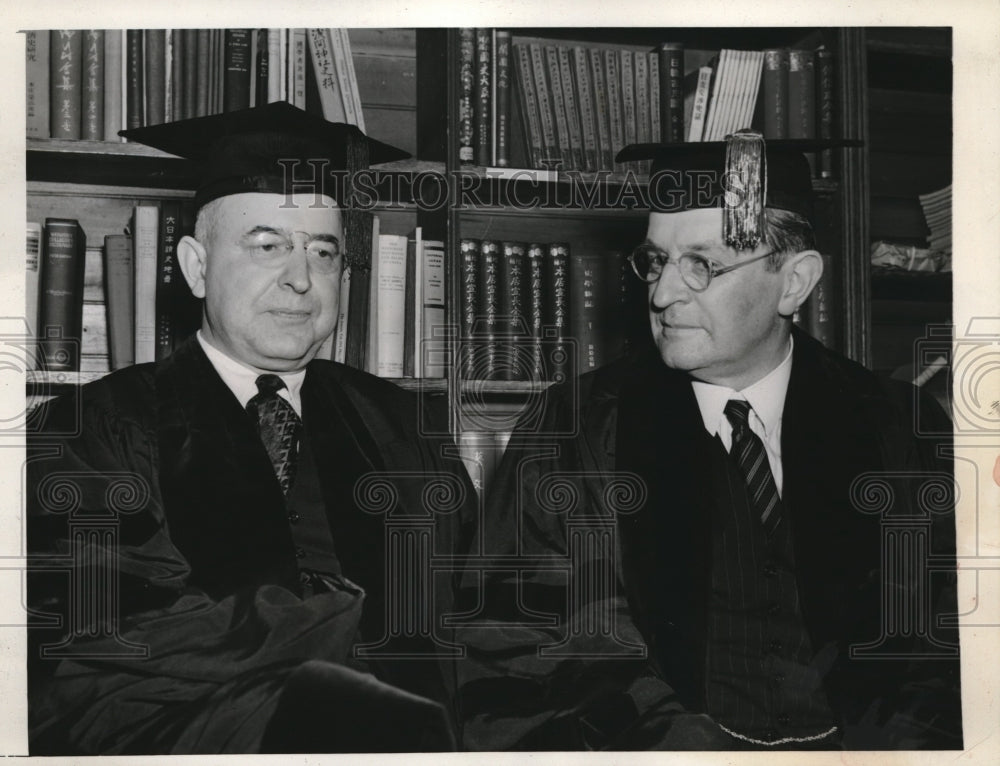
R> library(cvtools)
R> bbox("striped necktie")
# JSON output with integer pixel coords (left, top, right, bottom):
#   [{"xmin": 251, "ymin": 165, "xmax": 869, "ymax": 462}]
[
  {"xmin": 247, "ymin": 374, "xmax": 302, "ymax": 497},
  {"xmin": 724, "ymin": 399, "xmax": 781, "ymax": 536}
]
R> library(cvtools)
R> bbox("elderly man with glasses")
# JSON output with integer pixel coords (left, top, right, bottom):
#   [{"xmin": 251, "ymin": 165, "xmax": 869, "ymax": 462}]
[{"xmin": 456, "ymin": 132, "xmax": 962, "ymax": 752}]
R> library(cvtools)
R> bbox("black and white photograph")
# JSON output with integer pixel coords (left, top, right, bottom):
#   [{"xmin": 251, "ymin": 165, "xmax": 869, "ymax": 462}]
[{"xmin": 3, "ymin": 1, "xmax": 998, "ymax": 761}]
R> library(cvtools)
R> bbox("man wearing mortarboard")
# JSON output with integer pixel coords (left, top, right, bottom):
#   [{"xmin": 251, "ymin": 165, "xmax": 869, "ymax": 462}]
[
  {"xmin": 26, "ymin": 103, "xmax": 474, "ymax": 754},
  {"xmin": 457, "ymin": 132, "xmax": 962, "ymax": 751}
]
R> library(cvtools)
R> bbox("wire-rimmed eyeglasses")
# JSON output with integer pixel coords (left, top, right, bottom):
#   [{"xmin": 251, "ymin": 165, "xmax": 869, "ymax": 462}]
[{"xmin": 627, "ymin": 243, "xmax": 777, "ymax": 292}]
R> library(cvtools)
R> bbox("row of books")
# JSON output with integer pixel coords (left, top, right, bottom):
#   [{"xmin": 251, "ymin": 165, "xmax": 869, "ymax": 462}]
[
  {"xmin": 918, "ymin": 184, "xmax": 952, "ymax": 256},
  {"xmin": 462, "ymin": 31, "xmax": 835, "ymax": 175},
  {"xmin": 459, "ymin": 239, "xmax": 634, "ymax": 382},
  {"xmin": 25, "ymin": 211, "xmax": 446, "ymax": 380},
  {"xmin": 26, "ymin": 28, "xmax": 364, "ymax": 141}
]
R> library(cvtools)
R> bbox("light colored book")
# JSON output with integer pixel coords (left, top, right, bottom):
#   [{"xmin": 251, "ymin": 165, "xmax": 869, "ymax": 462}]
[
  {"xmin": 132, "ymin": 205, "xmax": 159, "ymax": 364},
  {"xmin": 333, "ymin": 265, "xmax": 351, "ymax": 363},
  {"xmin": 373, "ymin": 234, "xmax": 408, "ymax": 378}
]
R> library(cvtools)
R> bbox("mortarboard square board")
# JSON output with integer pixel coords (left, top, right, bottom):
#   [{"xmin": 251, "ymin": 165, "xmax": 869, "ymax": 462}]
[
  {"xmin": 616, "ymin": 132, "xmax": 861, "ymax": 248},
  {"xmin": 119, "ymin": 101, "xmax": 410, "ymax": 211}
]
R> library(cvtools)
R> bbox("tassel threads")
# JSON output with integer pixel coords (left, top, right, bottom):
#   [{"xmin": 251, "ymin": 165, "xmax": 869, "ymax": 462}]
[{"xmin": 723, "ymin": 130, "xmax": 767, "ymax": 251}]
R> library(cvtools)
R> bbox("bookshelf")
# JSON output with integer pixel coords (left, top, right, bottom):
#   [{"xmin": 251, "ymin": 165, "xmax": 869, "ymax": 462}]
[{"xmin": 26, "ymin": 27, "xmax": 949, "ymax": 440}]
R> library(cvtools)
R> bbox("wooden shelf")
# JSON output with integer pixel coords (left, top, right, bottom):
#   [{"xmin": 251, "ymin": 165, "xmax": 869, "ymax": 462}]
[{"xmin": 460, "ymin": 379, "xmax": 556, "ymax": 395}]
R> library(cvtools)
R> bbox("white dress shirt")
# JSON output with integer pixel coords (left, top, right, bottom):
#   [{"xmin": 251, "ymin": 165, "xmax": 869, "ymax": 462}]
[
  {"xmin": 196, "ymin": 330, "xmax": 306, "ymax": 417},
  {"xmin": 691, "ymin": 338, "xmax": 794, "ymax": 496}
]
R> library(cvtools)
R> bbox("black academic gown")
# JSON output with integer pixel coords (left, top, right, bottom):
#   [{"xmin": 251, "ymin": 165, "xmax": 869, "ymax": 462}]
[
  {"xmin": 457, "ymin": 329, "xmax": 961, "ymax": 750},
  {"xmin": 27, "ymin": 338, "xmax": 476, "ymax": 754}
]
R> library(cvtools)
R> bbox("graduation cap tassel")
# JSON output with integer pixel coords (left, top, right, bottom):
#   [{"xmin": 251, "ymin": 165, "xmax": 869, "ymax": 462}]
[{"xmin": 723, "ymin": 130, "xmax": 767, "ymax": 251}]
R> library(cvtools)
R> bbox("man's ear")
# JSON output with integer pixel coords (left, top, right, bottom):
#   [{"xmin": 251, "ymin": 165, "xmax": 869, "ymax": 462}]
[
  {"xmin": 177, "ymin": 235, "xmax": 208, "ymax": 299},
  {"xmin": 777, "ymin": 250, "xmax": 824, "ymax": 317}
]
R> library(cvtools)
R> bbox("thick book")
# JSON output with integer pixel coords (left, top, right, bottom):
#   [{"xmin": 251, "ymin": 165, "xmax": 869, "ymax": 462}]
[
  {"xmin": 787, "ymin": 49, "xmax": 816, "ymax": 139},
  {"xmin": 38, "ymin": 218, "xmax": 86, "ymax": 371},
  {"xmin": 307, "ymin": 29, "xmax": 347, "ymax": 122},
  {"xmin": 528, "ymin": 43, "xmax": 558, "ymax": 168},
  {"xmin": 26, "ymin": 31, "xmax": 50, "ymax": 138},
  {"xmin": 588, "ymin": 48, "xmax": 613, "ymax": 170},
  {"xmin": 50, "ymin": 30, "xmax": 83, "ymax": 139},
  {"xmin": 544, "ymin": 45, "xmax": 572, "ymax": 169},
  {"xmin": 82, "ymin": 246, "xmax": 110, "ymax": 372},
  {"xmin": 420, "ymin": 240, "xmax": 446, "ymax": 378},
  {"xmin": 648, "ymin": 52, "xmax": 660, "ymax": 152},
  {"xmin": 125, "ymin": 30, "xmax": 144, "ymax": 129},
  {"xmin": 475, "ymin": 29, "xmax": 492, "ymax": 167},
  {"xmin": 458, "ymin": 29, "xmax": 475, "ymax": 164},
  {"xmin": 132, "ymin": 205, "xmax": 159, "ymax": 364},
  {"xmin": 373, "ymin": 234, "xmax": 408, "ymax": 378},
  {"xmin": 569, "ymin": 253, "xmax": 627, "ymax": 375},
  {"xmin": 194, "ymin": 30, "xmax": 209, "ymax": 117},
  {"xmin": 634, "ymin": 51, "xmax": 650, "ymax": 169},
  {"xmin": 687, "ymin": 64, "xmax": 713, "ymax": 142},
  {"xmin": 816, "ymin": 47, "xmax": 835, "ymax": 178},
  {"xmin": 804, "ymin": 253, "xmax": 837, "ymax": 348},
  {"xmin": 331, "ymin": 28, "xmax": 364, "ymax": 130},
  {"xmin": 619, "ymin": 50, "xmax": 638, "ymax": 174},
  {"xmin": 544, "ymin": 242, "xmax": 570, "ymax": 383},
  {"xmin": 762, "ymin": 48, "xmax": 789, "ymax": 139},
  {"xmin": 154, "ymin": 200, "xmax": 182, "ymax": 360},
  {"xmin": 254, "ymin": 28, "xmax": 270, "ymax": 107},
  {"xmin": 556, "ymin": 46, "xmax": 585, "ymax": 171},
  {"xmin": 223, "ymin": 29, "xmax": 252, "ymax": 112},
  {"xmin": 169, "ymin": 30, "xmax": 183, "ymax": 121},
  {"xmin": 103, "ymin": 31, "xmax": 123, "ymax": 139},
  {"xmin": 459, "ymin": 238, "xmax": 480, "ymax": 379},
  {"xmin": 290, "ymin": 29, "xmax": 308, "ymax": 109},
  {"xmin": 477, "ymin": 240, "xmax": 501, "ymax": 380},
  {"xmin": 403, "ymin": 232, "xmax": 418, "ymax": 377},
  {"xmin": 499, "ymin": 242, "xmax": 527, "ymax": 381},
  {"xmin": 144, "ymin": 30, "xmax": 166, "ymax": 126},
  {"xmin": 657, "ymin": 42, "xmax": 684, "ymax": 143},
  {"xmin": 573, "ymin": 46, "xmax": 598, "ymax": 172},
  {"xmin": 80, "ymin": 29, "xmax": 104, "ymax": 141},
  {"xmin": 344, "ymin": 212, "xmax": 377, "ymax": 372},
  {"xmin": 26, "ymin": 223, "xmax": 42, "ymax": 370},
  {"xmin": 512, "ymin": 44, "xmax": 543, "ymax": 168},
  {"xmin": 494, "ymin": 30, "xmax": 512, "ymax": 167},
  {"xmin": 525, "ymin": 243, "xmax": 546, "ymax": 381},
  {"xmin": 603, "ymin": 50, "xmax": 625, "ymax": 171},
  {"xmin": 267, "ymin": 28, "xmax": 282, "ymax": 103},
  {"xmin": 103, "ymin": 234, "xmax": 134, "ymax": 370}
]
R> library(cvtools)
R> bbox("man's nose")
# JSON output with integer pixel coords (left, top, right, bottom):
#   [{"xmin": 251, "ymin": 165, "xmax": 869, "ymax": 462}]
[
  {"xmin": 279, "ymin": 241, "xmax": 312, "ymax": 292},
  {"xmin": 649, "ymin": 260, "xmax": 690, "ymax": 309}
]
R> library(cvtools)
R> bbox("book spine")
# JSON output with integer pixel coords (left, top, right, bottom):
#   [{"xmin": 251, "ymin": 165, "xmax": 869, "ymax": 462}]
[
  {"xmin": 26, "ymin": 222, "xmax": 42, "ymax": 369},
  {"xmin": 529, "ymin": 43, "xmax": 559, "ymax": 168},
  {"xmin": 634, "ymin": 51, "xmax": 650, "ymax": 173},
  {"xmin": 39, "ymin": 218, "xmax": 86, "ymax": 371},
  {"xmin": 762, "ymin": 48, "xmax": 789, "ymax": 139},
  {"xmin": 267, "ymin": 28, "xmax": 281, "ymax": 103},
  {"xmin": 475, "ymin": 29, "xmax": 492, "ymax": 167},
  {"xmin": 657, "ymin": 42, "xmax": 684, "ymax": 143},
  {"xmin": 81, "ymin": 246, "xmax": 109, "ymax": 372},
  {"xmin": 421, "ymin": 243, "xmax": 446, "ymax": 378},
  {"xmin": 169, "ymin": 30, "xmax": 184, "ymax": 120},
  {"xmin": 573, "ymin": 46, "xmax": 598, "ymax": 172},
  {"xmin": 816, "ymin": 47, "xmax": 835, "ymax": 178},
  {"xmin": 103, "ymin": 234, "xmax": 134, "ymax": 370},
  {"xmin": 513, "ymin": 44, "xmax": 543, "ymax": 168},
  {"xmin": 570, "ymin": 254, "xmax": 601, "ymax": 375},
  {"xmin": 458, "ymin": 29, "xmax": 476, "ymax": 164},
  {"xmin": 345, "ymin": 211, "xmax": 376, "ymax": 371},
  {"xmin": 255, "ymin": 29, "xmax": 270, "ymax": 106},
  {"xmin": 124, "ymin": 30, "xmax": 144, "ymax": 129},
  {"xmin": 604, "ymin": 50, "xmax": 624, "ymax": 171},
  {"xmin": 133, "ymin": 205, "xmax": 159, "ymax": 364},
  {"xmin": 619, "ymin": 50, "xmax": 637, "ymax": 173},
  {"xmin": 545, "ymin": 242, "xmax": 570, "ymax": 383},
  {"xmin": 155, "ymin": 201, "xmax": 181, "ymax": 360},
  {"xmin": 223, "ymin": 29, "xmax": 252, "ymax": 112},
  {"xmin": 182, "ymin": 30, "xmax": 198, "ymax": 119},
  {"xmin": 499, "ymin": 242, "xmax": 527, "ymax": 381},
  {"xmin": 688, "ymin": 65, "xmax": 713, "ymax": 142},
  {"xmin": 144, "ymin": 30, "xmax": 166, "ymax": 126},
  {"xmin": 459, "ymin": 238, "xmax": 480, "ymax": 378},
  {"xmin": 702, "ymin": 51, "xmax": 727, "ymax": 142},
  {"xmin": 333, "ymin": 265, "xmax": 351, "ymax": 364},
  {"xmin": 26, "ymin": 31, "xmax": 50, "ymax": 138},
  {"xmin": 544, "ymin": 45, "xmax": 572, "ymax": 169},
  {"xmin": 50, "ymin": 30, "xmax": 83, "ymax": 139},
  {"xmin": 648, "ymin": 53, "xmax": 660, "ymax": 152},
  {"xmin": 478, "ymin": 240, "xmax": 501, "ymax": 380},
  {"xmin": 403, "ymin": 234, "xmax": 417, "ymax": 377},
  {"xmin": 80, "ymin": 29, "xmax": 104, "ymax": 141},
  {"xmin": 526, "ymin": 243, "xmax": 545, "ymax": 381},
  {"xmin": 291, "ymin": 29, "xmax": 308, "ymax": 108},
  {"xmin": 307, "ymin": 29, "xmax": 347, "ymax": 122},
  {"xmin": 333, "ymin": 28, "xmax": 364, "ymax": 131},
  {"xmin": 589, "ymin": 48, "xmax": 613, "ymax": 170},
  {"xmin": 805, "ymin": 254, "xmax": 837, "ymax": 348},
  {"xmin": 164, "ymin": 30, "xmax": 173, "ymax": 121},
  {"xmin": 374, "ymin": 234, "xmax": 407, "ymax": 378},
  {"xmin": 494, "ymin": 30, "xmax": 512, "ymax": 167},
  {"xmin": 557, "ymin": 46, "xmax": 585, "ymax": 171},
  {"xmin": 787, "ymin": 49, "xmax": 816, "ymax": 139}
]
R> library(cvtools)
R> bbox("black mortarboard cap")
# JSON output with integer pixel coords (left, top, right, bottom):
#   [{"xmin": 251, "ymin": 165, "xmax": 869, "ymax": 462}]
[
  {"xmin": 119, "ymin": 101, "xmax": 410, "ymax": 211},
  {"xmin": 617, "ymin": 132, "xmax": 861, "ymax": 249}
]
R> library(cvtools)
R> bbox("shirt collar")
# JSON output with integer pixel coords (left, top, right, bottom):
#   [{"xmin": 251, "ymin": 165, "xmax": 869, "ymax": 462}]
[
  {"xmin": 196, "ymin": 330, "xmax": 306, "ymax": 415},
  {"xmin": 691, "ymin": 336, "xmax": 794, "ymax": 439}
]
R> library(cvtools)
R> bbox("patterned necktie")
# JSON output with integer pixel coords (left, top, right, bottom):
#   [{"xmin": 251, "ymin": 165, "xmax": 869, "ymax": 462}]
[
  {"xmin": 247, "ymin": 374, "xmax": 302, "ymax": 496},
  {"xmin": 724, "ymin": 399, "xmax": 782, "ymax": 536}
]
